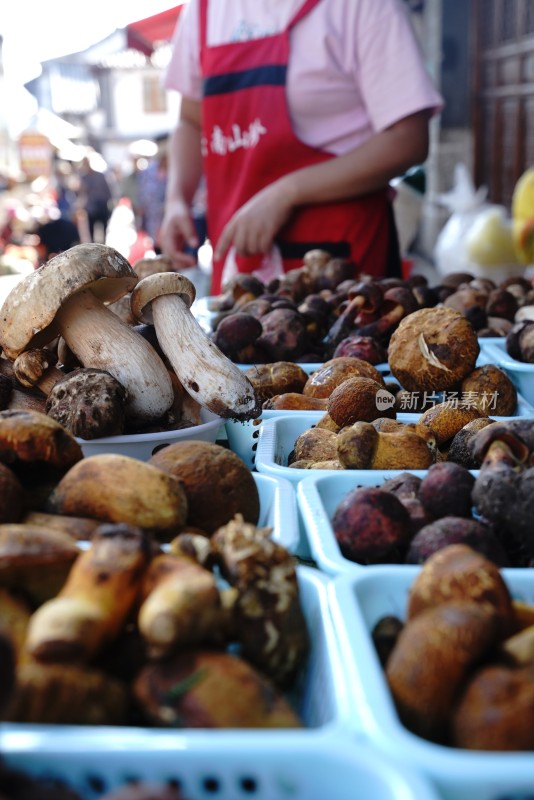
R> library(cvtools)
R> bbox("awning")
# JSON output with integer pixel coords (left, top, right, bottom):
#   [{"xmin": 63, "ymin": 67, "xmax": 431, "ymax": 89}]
[{"xmin": 125, "ymin": 5, "xmax": 186, "ymax": 56}]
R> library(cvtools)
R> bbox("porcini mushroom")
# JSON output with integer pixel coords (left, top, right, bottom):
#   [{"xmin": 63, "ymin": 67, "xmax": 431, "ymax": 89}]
[
  {"xmin": 13, "ymin": 348, "xmax": 64, "ymax": 396},
  {"xmin": 0, "ymin": 244, "xmax": 174, "ymax": 426},
  {"xmin": 130, "ymin": 273, "xmax": 260, "ymax": 421},
  {"xmin": 47, "ymin": 453, "xmax": 189, "ymax": 542},
  {"xmin": 337, "ymin": 421, "xmax": 434, "ymax": 470}
]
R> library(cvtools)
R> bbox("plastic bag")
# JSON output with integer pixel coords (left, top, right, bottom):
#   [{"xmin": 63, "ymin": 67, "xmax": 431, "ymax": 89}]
[
  {"xmin": 433, "ymin": 164, "xmax": 520, "ymax": 278},
  {"xmin": 434, "ymin": 164, "xmax": 488, "ymax": 276}
]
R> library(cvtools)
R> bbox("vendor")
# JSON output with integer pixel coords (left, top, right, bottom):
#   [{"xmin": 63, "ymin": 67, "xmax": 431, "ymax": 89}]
[{"xmin": 159, "ymin": 0, "xmax": 443, "ymax": 294}]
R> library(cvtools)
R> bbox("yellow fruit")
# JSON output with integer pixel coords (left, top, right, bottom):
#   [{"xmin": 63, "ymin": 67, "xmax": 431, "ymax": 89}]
[
  {"xmin": 512, "ymin": 167, "xmax": 534, "ymax": 222},
  {"xmin": 512, "ymin": 168, "xmax": 534, "ymax": 263},
  {"xmin": 465, "ymin": 207, "xmax": 519, "ymax": 266},
  {"xmin": 513, "ymin": 217, "xmax": 534, "ymax": 265}
]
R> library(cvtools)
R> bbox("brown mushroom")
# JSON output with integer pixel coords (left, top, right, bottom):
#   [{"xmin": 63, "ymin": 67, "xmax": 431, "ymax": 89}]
[
  {"xmin": 47, "ymin": 453, "xmax": 189, "ymax": 542},
  {"xmin": 416, "ymin": 401, "xmax": 482, "ymax": 449},
  {"xmin": 337, "ymin": 421, "xmax": 434, "ymax": 470},
  {"xmin": 460, "ymin": 364, "xmax": 518, "ymax": 416},
  {"xmin": 332, "ymin": 485, "xmax": 412, "ymax": 563},
  {"xmin": 149, "ymin": 441, "xmax": 260, "ymax": 535},
  {"xmin": 0, "ymin": 523, "xmax": 81, "ymax": 606},
  {"xmin": 406, "ymin": 543, "xmax": 515, "ymax": 636},
  {"xmin": 12, "ymin": 348, "xmax": 65, "ymax": 396},
  {"xmin": 290, "ymin": 426, "xmax": 339, "ymax": 464},
  {"xmin": 45, "ymin": 368, "xmax": 128, "ymax": 439},
  {"xmin": 302, "ymin": 356, "xmax": 385, "ymax": 399},
  {"xmin": 388, "ymin": 306, "xmax": 480, "ymax": 392},
  {"xmin": 386, "ymin": 600, "xmax": 500, "ymax": 742},
  {"xmin": 211, "ymin": 514, "xmax": 309, "ymax": 686},
  {"xmin": 327, "ymin": 376, "xmax": 396, "ymax": 427},
  {"xmin": 243, "ymin": 361, "xmax": 309, "ymax": 404},
  {"xmin": 451, "ymin": 664, "xmax": 534, "ymax": 750}
]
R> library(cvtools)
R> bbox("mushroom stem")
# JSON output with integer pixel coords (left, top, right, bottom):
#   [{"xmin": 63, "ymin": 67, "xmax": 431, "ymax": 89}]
[
  {"xmin": 54, "ymin": 289, "xmax": 173, "ymax": 423},
  {"xmin": 150, "ymin": 293, "xmax": 260, "ymax": 420}
]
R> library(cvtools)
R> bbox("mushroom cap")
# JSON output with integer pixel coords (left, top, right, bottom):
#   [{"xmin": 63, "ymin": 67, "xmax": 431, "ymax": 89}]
[
  {"xmin": 13, "ymin": 348, "xmax": 58, "ymax": 389},
  {"xmin": 0, "ymin": 523, "xmax": 81, "ymax": 605},
  {"xmin": 386, "ymin": 600, "xmax": 500, "ymax": 742},
  {"xmin": 388, "ymin": 307, "xmax": 480, "ymax": 392},
  {"xmin": 149, "ymin": 441, "xmax": 260, "ymax": 535},
  {"xmin": 0, "ymin": 409, "xmax": 83, "ymax": 470},
  {"xmin": 327, "ymin": 376, "xmax": 396, "ymax": 427},
  {"xmin": 47, "ymin": 453, "xmax": 189, "ymax": 541},
  {"xmin": 407, "ymin": 543, "xmax": 515, "ymax": 635},
  {"xmin": 130, "ymin": 273, "xmax": 196, "ymax": 325},
  {"xmin": 451, "ymin": 664, "xmax": 534, "ymax": 750},
  {"xmin": 302, "ymin": 357, "xmax": 386, "ymax": 399},
  {"xmin": 0, "ymin": 244, "xmax": 138, "ymax": 359},
  {"xmin": 45, "ymin": 368, "xmax": 128, "ymax": 440}
]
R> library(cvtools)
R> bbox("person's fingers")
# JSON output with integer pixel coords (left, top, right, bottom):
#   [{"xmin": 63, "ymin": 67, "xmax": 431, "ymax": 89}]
[{"xmin": 214, "ymin": 224, "xmax": 232, "ymax": 261}]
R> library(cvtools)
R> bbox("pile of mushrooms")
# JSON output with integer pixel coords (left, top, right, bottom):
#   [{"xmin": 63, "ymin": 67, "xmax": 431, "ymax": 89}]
[
  {"xmin": 380, "ymin": 544, "xmax": 534, "ymax": 750},
  {"xmin": 0, "ymin": 244, "xmax": 260, "ymax": 439}
]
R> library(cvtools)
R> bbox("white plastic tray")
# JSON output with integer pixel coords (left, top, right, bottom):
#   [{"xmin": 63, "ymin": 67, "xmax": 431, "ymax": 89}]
[
  {"xmin": 0, "ymin": 567, "xmax": 441, "ymax": 800},
  {"xmin": 297, "ymin": 472, "xmax": 440, "ymax": 575},
  {"xmin": 76, "ymin": 408, "xmax": 225, "ymax": 461},
  {"xmin": 329, "ymin": 565, "xmax": 534, "ymax": 800},
  {"xmin": 0, "ymin": 735, "xmax": 441, "ymax": 800},
  {"xmin": 482, "ymin": 339, "xmax": 534, "ymax": 406},
  {"xmin": 254, "ymin": 414, "xmax": 436, "ymax": 486},
  {"xmin": 253, "ymin": 472, "xmax": 299, "ymax": 552},
  {"xmin": 255, "ymin": 406, "xmax": 534, "ymax": 486}
]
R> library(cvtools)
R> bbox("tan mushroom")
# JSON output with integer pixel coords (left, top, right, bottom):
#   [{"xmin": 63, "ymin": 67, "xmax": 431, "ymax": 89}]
[
  {"xmin": 130, "ymin": 272, "xmax": 260, "ymax": 421},
  {"xmin": 0, "ymin": 244, "xmax": 174, "ymax": 426},
  {"xmin": 416, "ymin": 401, "xmax": 482, "ymax": 448},
  {"xmin": 388, "ymin": 306, "xmax": 480, "ymax": 392},
  {"xmin": 337, "ymin": 421, "xmax": 434, "ymax": 470},
  {"xmin": 47, "ymin": 453, "xmax": 189, "ymax": 542}
]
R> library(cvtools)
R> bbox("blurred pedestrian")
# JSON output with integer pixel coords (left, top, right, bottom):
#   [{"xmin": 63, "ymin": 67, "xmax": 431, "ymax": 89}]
[
  {"xmin": 138, "ymin": 136, "xmax": 169, "ymax": 253},
  {"xmin": 78, "ymin": 156, "xmax": 113, "ymax": 243}
]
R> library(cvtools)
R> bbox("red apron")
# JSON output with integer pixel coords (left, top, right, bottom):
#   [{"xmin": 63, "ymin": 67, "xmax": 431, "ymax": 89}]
[{"xmin": 199, "ymin": 0, "xmax": 394, "ymax": 294}]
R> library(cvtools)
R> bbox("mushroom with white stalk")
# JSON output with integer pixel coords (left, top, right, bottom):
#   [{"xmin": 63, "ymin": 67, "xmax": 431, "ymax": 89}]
[
  {"xmin": 0, "ymin": 244, "xmax": 174, "ymax": 427},
  {"xmin": 130, "ymin": 273, "xmax": 261, "ymax": 421}
]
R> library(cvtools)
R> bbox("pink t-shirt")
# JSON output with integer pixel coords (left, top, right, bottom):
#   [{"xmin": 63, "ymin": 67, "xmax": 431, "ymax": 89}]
[{"xmin": 165, "ymin": 0, "xmax": 443, "ymax": 156}]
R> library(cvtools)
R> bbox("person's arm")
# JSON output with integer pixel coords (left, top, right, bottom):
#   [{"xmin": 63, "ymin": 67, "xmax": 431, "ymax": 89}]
[
  {"xmin": 160, "ymin": 97, "xmax": 204, "ymax": 269},
  {"xmin": 214, "ymin": 109, "xmax": 431, "ymax": 260}
]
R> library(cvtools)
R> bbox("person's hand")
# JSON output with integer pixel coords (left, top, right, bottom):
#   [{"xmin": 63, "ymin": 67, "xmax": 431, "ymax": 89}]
[
  {"xmin": 214, "ymin": 180, "xmax": 294, "ymax": 261},
  {"xmin": 159, "ymin": 199, "xmax": 198, "ymax": 270}
]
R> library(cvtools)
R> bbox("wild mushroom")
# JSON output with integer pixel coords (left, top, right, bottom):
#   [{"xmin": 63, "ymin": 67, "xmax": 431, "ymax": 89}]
[
  {"xmin": 0, "ymin": 408, "xmax": 83, "ymax": 511},
  {"xmin": 45, "ymin": 368, "xmax": 128, "ymax": 439},
  {"xmin": 323, "ymin": 281, "xmax": 384, "ymax": 353},
  {"xmin": 386, "ymin": 600, "xmax": 501, "ymax": 743},
  {"xmin": 47, "ymin": 453, "xmax": 189, "ymax": 543},
  {"xmin": 356, "ymin": 285, "xmax": 419, "ymax": 343},
  {"xmin": 130, "ymin": 273, "xmax": 260, "ymax": 421},
  {"xmin": 12, "ymin": 348, "xmax": 65, "ymax": 396},
  {"xmin": 302, "ymin": 356, "xmax": 385, "ymax": 398},
  {"xmin": 327, "ymin": 376, "xmax": 396, "ymax": 427},
  {"xmin": 0, "ymin": 243, "xmax": 174, "ymax": 426},
  {"xmin": 337, "ymin": 421, "xmax": 434, "ymax": 470},
  {"xmin": 332, "ymin": 486, "xmax": 412, "ymax": 564},
  {"xmin": 388, "ymin": 306, "xmax": 480, "ymax": 393},
  {"xmin": 460, "ymin": 364, "xmax": 517, "ymax": 416}
]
